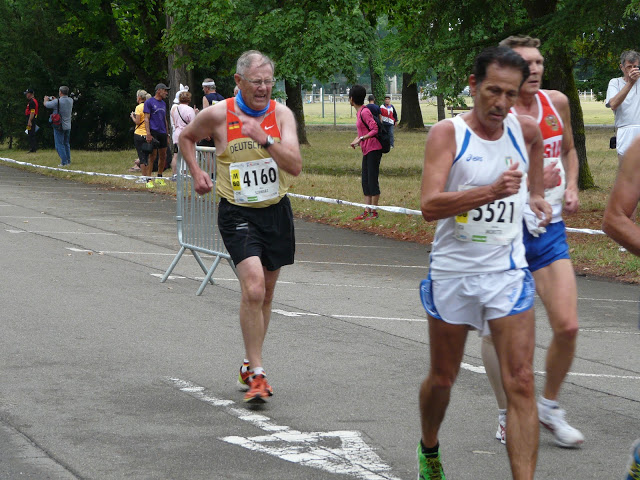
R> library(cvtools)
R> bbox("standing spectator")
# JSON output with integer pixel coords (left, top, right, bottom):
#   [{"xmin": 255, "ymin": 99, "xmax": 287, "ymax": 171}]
[
  {"xmin": 366, "ymin": 94, "xmax": 381, "ymax": 119},
  {"xmin": 169, "ymin": 89, "xmax": 196, "ymax": 180},
  {"xmin": 130, "ymin": 90, "xmax": 150, "ymax": 176},
  {"xmin": 143, "ymin": 83, "xmax": 170, "ymax": 183},
  {"xmin": 606, "ymin": 50, "xmax": 640, "ymax": 164},
  {"xmin": 202, "ymin": 78, "xmax": 225, "ymax": 109},
  {"xmin": 380, "ymin": 95, "xmax": 398, "ymax": 148},
  {"xmin": 23, "ymin": 88, "xmax": 38, "ymax": 153},
  {"xmin": 44, "ymin": 86, "xmax": 74, "ymax": 166},
  {"xmin": 199, "ymin": 78, "xmax": 224, "ymax": 148},
  {"xmin": 350, "ymin": 85, "xmax": 383, "ymax": 221}
]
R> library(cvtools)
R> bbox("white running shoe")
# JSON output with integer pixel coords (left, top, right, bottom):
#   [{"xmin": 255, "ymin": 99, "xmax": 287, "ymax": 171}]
[
  {"xmin": 495, "ymin": 413, "xmax": 506, "ymax": 445},
  {"xmin": 538, "ymin": 403, "xmax": 584, "ymax": 448}
]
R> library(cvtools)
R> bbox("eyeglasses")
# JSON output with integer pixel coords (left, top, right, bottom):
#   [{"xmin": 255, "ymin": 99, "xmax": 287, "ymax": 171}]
[{"xmin": 240, "ymin": 74, "xmax": 275, "ymax": 87}]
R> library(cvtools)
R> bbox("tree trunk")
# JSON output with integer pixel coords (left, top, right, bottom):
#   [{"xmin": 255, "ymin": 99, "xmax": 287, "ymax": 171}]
[
  {"xmin": 545, "ymin": 46, "xmax": 595, "ymax": 189},
  {"xmin": 399, "ymin": 72, "xmax": 425, "ymax": 129},
  {"xmin": 365, "ymin": 13, "xmax": 385, "ymax": 104},
  {"xmin": 523, "ymin": 0, "xmax": 594, "ymax": 189},
  {"xmin": 285, "ymin": 80, "xmax": 308, "ymax": 145},
  {"xmin": 166, "ymin": 15, "xmax": 188, "ymax": 107},
  {"xmin": 437, "ymin": 95, "xmax": 446, "ymax": 122}
]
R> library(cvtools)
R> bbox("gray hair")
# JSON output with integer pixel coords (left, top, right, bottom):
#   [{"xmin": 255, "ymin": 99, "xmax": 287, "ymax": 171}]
[
  {"xmin": 236, "ymin": 50, "xmax": 275, "ymax": 76},
  {"xmin": 59, "ymin": 86, "xmax": 70, "ymax": 95},
  {"xmin": 620, "ymin": 50, "xmax": 640, "ymax": 66},
  {"xmin": 136, "ymin": 89, "xmax": 148, "ymax": 99}
]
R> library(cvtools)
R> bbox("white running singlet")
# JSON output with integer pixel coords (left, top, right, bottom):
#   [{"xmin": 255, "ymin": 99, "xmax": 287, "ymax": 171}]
[{"xmin": 429, "ymin": 113, "xmax": 529, "ymax": 280}]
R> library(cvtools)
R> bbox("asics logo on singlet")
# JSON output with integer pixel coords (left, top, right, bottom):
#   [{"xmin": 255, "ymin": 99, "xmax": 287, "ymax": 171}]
[{"xmin": 464, "ymin": 154, "xmax": 483, "ymax": 162}]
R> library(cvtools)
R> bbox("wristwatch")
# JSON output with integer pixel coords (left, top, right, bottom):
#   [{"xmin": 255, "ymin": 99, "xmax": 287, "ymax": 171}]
[
  {"xmin": 359, "ymin": 136, "xmax": 365, "ymax": 141},
  {"xmin": 261, "ymin": 135, "xmax": 275, "ymax": 148}
]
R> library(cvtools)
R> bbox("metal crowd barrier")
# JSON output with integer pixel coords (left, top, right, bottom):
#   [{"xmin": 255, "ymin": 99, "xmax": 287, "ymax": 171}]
[{"xmin": 160, "ymin": 146, "xmax": 237, "ymax": 295}]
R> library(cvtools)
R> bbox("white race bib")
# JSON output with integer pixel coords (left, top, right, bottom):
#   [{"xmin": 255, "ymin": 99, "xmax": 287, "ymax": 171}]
[
  {"xmin": 229, "ymin": 158, "xmax": 280, "ymax": 204},
  {"xmin": 454, "ymin": 183, "xmax": 523, "ymax": 245}
]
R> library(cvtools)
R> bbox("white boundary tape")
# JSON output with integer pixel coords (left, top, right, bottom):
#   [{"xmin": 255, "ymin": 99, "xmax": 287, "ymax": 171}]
[{"xmin": 0, "ymin": 157, "xmax": 606, "ymax": 235}]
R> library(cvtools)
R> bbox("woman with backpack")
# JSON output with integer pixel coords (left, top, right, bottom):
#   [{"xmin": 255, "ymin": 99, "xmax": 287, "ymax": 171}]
[{"xmin": 349, "ymin": 84, "xmax": 383, "ymax": 220}]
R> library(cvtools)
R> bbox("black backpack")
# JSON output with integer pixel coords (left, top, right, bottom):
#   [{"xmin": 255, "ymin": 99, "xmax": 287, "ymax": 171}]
[{"xmin": 361, "ymin": 106, "xmax": 391, "ymax": 154}]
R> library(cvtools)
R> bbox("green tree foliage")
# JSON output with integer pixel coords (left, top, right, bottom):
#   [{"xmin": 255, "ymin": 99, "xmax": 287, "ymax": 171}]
[
  {"xmin": 165, "ymin": 0, "xmax": 371, "ymax": 144},
  {"xmin": 54, "ymin": 0, "xmax": 166, "ymax": 86},
  {"xmin": 381, "ymin": 0, "xmax": 604, "ymax": 188}
]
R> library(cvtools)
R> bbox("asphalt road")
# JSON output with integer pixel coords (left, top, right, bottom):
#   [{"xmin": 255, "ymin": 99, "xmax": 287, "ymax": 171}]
[{"xmin": 0, "ymin": 163, "xmax": 638, "ymax": 479}]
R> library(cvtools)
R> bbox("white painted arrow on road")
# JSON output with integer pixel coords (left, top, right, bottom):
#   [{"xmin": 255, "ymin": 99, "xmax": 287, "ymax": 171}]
[{"xmin": 168, "ymin": 377, "xmax": 401, "ymax": 480}]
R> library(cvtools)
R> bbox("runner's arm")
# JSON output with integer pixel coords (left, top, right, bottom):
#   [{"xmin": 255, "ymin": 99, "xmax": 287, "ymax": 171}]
[
  {"xmin": 519, "ymin": 115, "xmax": 552, "ymax": 226},
  {"xmin": 603, "ymin": 136, "xmax": 640, "ymax": 256},
  {"xmin": 240, "ymin": 105, "xmax": 302, "ymax": 177},
  {"xmin": 178, "ymin": 105, "xmax": 225, "ymax": 194},
  {"xmin": 420, "ymin": 121, "xmax": 524, "ymax": 221},
  {"xmin": 549, "ymin": 90, "xmax": 579, "ymax": 214}
]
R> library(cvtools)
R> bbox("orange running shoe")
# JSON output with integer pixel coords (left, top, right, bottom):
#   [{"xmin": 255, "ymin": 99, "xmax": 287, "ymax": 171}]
[{"xmin": 243, "ymin": 374, "xmax": 274, "ymax": 403}]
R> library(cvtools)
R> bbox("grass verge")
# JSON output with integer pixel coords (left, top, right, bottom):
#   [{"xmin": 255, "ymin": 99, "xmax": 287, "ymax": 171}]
[{"xmin": 2, "ymin": 120, "xmax": 635, "ymax": 283}]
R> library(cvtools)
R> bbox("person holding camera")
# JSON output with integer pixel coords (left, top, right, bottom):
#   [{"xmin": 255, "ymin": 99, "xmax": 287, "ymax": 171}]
[
  {"xmin": 606, "ymin": 50, "xmax": 640, "ymax": 165},
  {"xmin": 44, "ymin": 86, "xmax": 74, "ymax": 166}
]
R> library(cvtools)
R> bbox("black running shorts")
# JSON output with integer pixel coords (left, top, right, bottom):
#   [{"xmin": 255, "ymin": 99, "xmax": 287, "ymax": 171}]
[
  {"xmin": 150, "ymin": 130, "xmax": 168, "ymax": 149},
  {"xmin": 218, "ymin": 196, "xmax": 295, "ymax": 271}
]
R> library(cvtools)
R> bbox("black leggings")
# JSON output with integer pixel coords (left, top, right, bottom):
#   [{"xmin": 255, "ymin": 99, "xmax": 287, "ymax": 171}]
[
  {"xmin": 133, "ymin": 134, "xmax": 150, "ymax": 165},
  {"xmin": 361, "ymin": 149, "xmax": 382, "ymax": 196}
]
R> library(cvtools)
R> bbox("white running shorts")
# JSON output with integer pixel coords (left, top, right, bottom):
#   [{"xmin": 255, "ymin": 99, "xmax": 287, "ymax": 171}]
[{"xmin": 419, "ymin": 269, "xmax": 535, "ymax": 334}]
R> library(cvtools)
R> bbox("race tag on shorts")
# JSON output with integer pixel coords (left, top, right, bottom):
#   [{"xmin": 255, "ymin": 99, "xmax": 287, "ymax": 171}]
[
  {"xmin": 454, "ymin": 183, "xmax": 523, "ymax": 245},
  {"xmin": 229, "ymin": 157, "xmax": 279, "ymax": 203}
]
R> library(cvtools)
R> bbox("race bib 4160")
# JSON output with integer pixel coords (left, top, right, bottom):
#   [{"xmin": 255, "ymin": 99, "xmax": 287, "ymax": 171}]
[{"xmin": 230, "ymin": 157, "xmax": 279, "ymax": 203}]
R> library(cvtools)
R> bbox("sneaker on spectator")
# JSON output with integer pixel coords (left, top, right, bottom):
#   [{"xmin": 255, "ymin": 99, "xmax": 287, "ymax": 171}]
[
  {"xmin": 538, "ymin": 403, "xmax": 584, "ymax": 448},
  {"xmin": 353, "ymin": 210, "xmax": 369, "ymax": 221},
  {"xmin": 365, "ymin": 210, "xmax": 379, "ymax": 220},
  {"xmin": 145, "ymin": 180, "xmax": 155, "ymax": 189},
  {"xmin": 155, "ymin": 177, "xmax": 166, "ymax": 186},
  {"xmin": 243, "ymin": 373, "xmax": 273, "ymax": 404},
  {"xmin": 495, "ymin": 412, "xmax": 506, "ymax": 445}
]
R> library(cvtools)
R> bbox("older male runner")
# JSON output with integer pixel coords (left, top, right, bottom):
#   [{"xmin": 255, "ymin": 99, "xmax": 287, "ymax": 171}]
[
  {"xmin": 417, "ymin": 46, "xmax": 550, "ymax": 480},
  {"xmin": 179, "ymin": 50, "xmax": 302, "ymax": 403},
  {"xmin": 480, "ymin": 35, "xmax": 584, "ymax": 449}
]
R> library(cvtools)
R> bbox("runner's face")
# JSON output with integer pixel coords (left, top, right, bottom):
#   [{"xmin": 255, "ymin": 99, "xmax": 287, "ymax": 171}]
[
  {"xmin": 512, "ymin": 46, "xmax": 543, "ymax": 96},
  {"xmin": 470, "ymin": 63, "xmax": 522, "ymax": 130},
  {"xmin": 236, "ymin": 61, "xmax": 274, "ymax": 111}
]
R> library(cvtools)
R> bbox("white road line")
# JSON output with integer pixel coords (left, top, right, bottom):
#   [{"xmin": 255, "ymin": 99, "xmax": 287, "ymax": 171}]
[
  {"xmin": 66, "ymin": 248, "xmax": 175, "ymax": 256},
  {"xmin": 580, "ymin": 328, "xmax": 640, "ymax": 335},
  {"xmin": 8, "ymin": 230, "xmax": 116, "ymax": 235},
  {"xmin": 297, "ymin": 260, "xmax": 426, "ymax": 269},
  {"xmin": 297, "ymin": 242, "xmax": 397, "ymax": 249},
  {"xmin": 460, "ymin": 362, "xmax": 640, "ymax": 380},
  {"xmin": 168, "ymin": 378, "xmax": 401, "ymax": 480}
]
